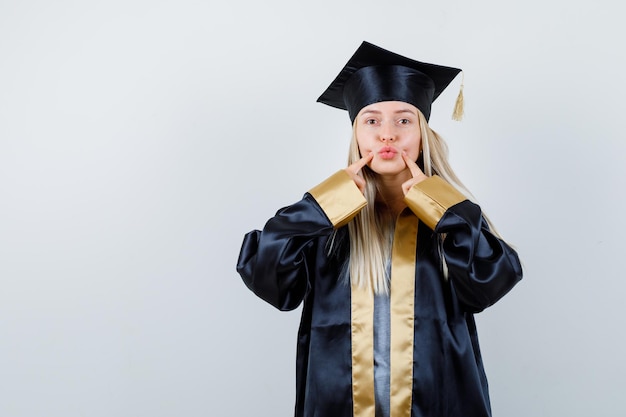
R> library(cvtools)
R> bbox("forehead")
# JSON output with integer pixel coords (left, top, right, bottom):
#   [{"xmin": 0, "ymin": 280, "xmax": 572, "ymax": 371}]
[{"xmin": 358, "ymin": 101, "xmax": 419, "ymax": 115}]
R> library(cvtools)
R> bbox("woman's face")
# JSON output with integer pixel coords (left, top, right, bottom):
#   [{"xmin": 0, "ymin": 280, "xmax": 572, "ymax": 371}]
[{"xmin": 355, "ymin": 101, "xmax": 421, "ymax": 177}]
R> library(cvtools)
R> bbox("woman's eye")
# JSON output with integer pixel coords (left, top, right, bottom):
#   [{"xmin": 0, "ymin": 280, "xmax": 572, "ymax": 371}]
[
  {"xmin": 366, "ymin": 119, "xmax": 377, "ymax": 125},
  {"xmin": 398, "ymin": 118, "xmax": 410, "ymax": 125}
]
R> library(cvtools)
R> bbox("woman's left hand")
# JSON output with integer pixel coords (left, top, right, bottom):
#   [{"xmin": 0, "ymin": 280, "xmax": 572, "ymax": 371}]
[{"xmin": 401, "ymin": 152, "xmax": 428, "ymax": 195}]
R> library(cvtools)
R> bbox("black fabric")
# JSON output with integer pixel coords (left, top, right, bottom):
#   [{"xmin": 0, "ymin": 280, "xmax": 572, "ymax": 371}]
[
  {"xmin": 236, "ymin": 195, "xmax": 522, "ymax": 417},
  {"xmin": 317, "ymin": 41, "xmax": 462, "ymax": 122},
  {"xmin": 343, "ymin": 65, "xmax": 435, "ymax": 122}
]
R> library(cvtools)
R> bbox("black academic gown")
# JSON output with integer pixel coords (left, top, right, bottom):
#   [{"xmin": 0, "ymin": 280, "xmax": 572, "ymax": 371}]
[{"xmin": 237, "ymin": 172, "xmax": 522, "ymax": 417}]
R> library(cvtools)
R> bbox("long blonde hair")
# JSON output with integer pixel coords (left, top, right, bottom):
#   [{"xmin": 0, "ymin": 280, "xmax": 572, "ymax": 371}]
[{"xmin": 345, "ymin": 110, "xmax": 493, "ymax": 294}]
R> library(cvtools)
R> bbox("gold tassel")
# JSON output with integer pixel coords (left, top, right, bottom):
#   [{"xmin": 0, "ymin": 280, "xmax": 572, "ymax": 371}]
[{"xmin": 451, "ymin": 72, "xmax": 464, "ymax": 121}]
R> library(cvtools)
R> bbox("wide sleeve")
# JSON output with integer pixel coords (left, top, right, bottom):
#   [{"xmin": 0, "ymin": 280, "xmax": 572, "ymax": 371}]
[
  {"xmin": 405, "ymin": 176, "xmax": 523, "ymax": 313},
  {"xmin": 236, "ymin": 170, "xmax": 366, "ymax": 311}
]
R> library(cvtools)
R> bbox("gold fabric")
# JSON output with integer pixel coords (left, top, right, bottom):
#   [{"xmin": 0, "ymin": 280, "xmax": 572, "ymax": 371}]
[
  {"xmin": 350, "ymin": 210, "xmax": 420, "ymax": 417},
  {"xmin": 404, "ymin": 175, "xmax": 466, "ymax": 230},
  {"xmin": 351, "ymin": 284, "xmax": 375, "ymax": 417},
  {"xmin": 389, "ymin": 210, "xmax": 418, "ymax": 417},
  {"xmin": 343, "ymin": 175, "xmax": 461, "ymax": 416},
  {"xmin": 309, "ymin": 170, "xmax": 367, "ymax": 228}
]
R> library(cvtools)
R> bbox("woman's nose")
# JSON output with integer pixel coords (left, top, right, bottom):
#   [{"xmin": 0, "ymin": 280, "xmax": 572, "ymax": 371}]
[
  {"xmin": 380, "ymin": 124, "xmax": 396, "ymax": 142},
  {"xmin": 380, "ymin": 131, "xmax": 395, "ymax": 142}
]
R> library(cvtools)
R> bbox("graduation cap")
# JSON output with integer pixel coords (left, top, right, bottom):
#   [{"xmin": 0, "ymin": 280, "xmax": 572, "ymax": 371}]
[{"xmin": 317, "ymin": 41, "xmax": 463, "ymax": 122}]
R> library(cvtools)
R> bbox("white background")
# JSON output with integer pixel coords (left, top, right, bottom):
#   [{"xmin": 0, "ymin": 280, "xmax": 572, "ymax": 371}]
[{"xmin": 1, "ymin": 1, "xmax": 624, "ymax": 416}]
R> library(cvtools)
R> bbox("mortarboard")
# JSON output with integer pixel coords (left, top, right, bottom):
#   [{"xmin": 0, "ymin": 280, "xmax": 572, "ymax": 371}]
[{"xmin": 317, "ymin": 41, "xmax": 463, "ymax": 122}]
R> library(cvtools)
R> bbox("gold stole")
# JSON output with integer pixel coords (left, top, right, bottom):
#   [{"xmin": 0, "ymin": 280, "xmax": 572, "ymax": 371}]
[{"xmin": 351, "ymin": 209, "xmax": 418, "ymax": 417}]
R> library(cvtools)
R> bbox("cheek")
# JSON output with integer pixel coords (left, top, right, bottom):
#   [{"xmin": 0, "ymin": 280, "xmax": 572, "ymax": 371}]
[
  {"xmin": 355, "ymin": 136, "xmax": 369, "ymax": 155},
  {"xmin": 402, "ymin": 137, "xmax": 422, "ymax": 160}
]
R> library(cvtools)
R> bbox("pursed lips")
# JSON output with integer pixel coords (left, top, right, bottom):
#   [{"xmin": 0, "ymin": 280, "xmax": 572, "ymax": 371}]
[{"xmin": 378, "ymin": 146, "xmax": 398, "ymax": 160}]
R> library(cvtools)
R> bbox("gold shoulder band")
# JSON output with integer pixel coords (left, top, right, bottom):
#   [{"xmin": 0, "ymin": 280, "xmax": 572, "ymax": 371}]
[
  {"xmin": 389, "ymin": 210, "xmax": 418, "ymax": 417},
  {"xmin": 351, "ymin": 284, "xmax": 375, "ymax": 417}
]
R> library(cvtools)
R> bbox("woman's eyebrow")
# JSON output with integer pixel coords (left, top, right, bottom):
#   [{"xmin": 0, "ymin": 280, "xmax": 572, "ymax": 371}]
[
  {"xmin": 360, "ymin": 108, "xmax": 417, "ymax": 117},
  {"xmin": 360, "ymin": 110, "xmax": 381, "ymax": 116}
]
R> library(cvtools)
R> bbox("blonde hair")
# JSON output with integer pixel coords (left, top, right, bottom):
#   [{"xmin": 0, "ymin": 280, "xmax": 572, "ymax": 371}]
[{"xmin": 344, "ymin": 110, "xmax": 497, "ymax": 294}]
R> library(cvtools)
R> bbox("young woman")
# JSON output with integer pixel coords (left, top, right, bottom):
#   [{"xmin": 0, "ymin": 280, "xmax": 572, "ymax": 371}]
[{"xmin": 237, "ymin": 41, "xmax": 523, "ymax": 417}]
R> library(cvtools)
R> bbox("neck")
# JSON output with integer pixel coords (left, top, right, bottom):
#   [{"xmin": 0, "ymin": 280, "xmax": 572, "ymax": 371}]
[{"xmin": 375, "ymin": 170, "xmax": 411, "ymax": 218}]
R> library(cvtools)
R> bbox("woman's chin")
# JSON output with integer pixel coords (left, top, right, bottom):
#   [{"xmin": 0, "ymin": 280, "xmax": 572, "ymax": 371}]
[{"xmin": 369, "ymin": 163, "xmax": 409, "ymax": 177}]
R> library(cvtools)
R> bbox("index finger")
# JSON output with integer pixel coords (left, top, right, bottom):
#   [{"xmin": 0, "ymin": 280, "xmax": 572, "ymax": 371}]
[
  {"xmin": 402, "ymin": 152, "xmax": 423, "ymax": 178},
  {"xmin": 348, "ymin": 152, "xmax": 374, "ymax": 174}
]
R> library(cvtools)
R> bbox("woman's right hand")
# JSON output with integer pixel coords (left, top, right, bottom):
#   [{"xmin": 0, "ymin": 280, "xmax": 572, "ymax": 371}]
[{"xmin": 344, "ymin": 152, "xmax": 374, "ymax": 194}]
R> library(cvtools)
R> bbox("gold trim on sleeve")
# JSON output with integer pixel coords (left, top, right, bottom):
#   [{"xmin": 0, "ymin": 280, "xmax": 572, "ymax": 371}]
[
  {"xmin": 389, "ymin": 210, "xmax": 418, "ymax": 417},
  {"xmin": 309, "ymin": 170, "xmax": 367, "ymax": 228},
  {"xmin": 404, "ymin": 175, "xmax": 467, "ymax": 230},
  {"xmin": 351, "ymin": 284, "xmax": 375, "ymax": 417}
]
